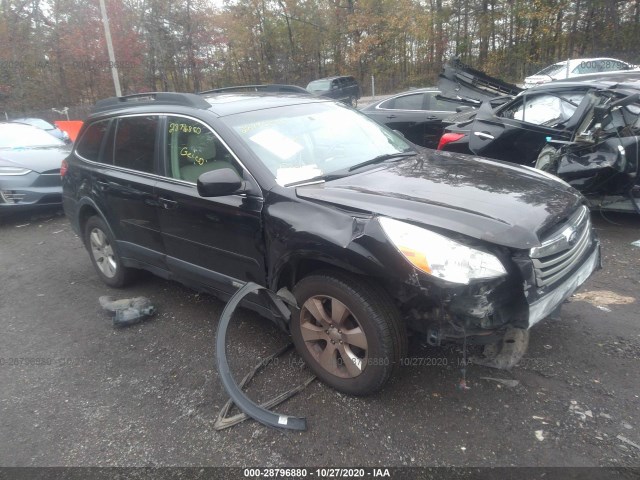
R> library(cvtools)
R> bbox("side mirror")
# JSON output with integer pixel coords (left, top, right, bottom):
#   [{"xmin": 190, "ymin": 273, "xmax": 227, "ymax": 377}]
[
  {"xmin": 197, "ymin": 168, "xmax": 244, "ymax": 197},
  {"xmin": 455, "ymin": 106, "xmax": 474, "ymax": 113}
]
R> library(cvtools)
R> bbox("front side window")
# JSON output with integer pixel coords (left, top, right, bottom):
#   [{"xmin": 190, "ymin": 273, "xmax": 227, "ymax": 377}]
[
  {"xmin": 166, "ymin": 116, "xmax": 239, "ymax": 183},
  {"xmin": 306, "ymin": 79, "xmax": 331, "ymax": 92},
  {"xmin": 572, "ymin": 62, "xmax": 598, "ymax": 75},
  {"xmin": 110, "ymin": 116, "xmax": 158, "ymax": 173}
]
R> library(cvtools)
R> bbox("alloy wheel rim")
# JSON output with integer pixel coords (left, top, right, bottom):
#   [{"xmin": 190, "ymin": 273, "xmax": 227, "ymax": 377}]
[
  {"xmin": 89, "ymin": 228, "xmax": 117, "ymax": 278},
  {"xmin": 299, "ymin": 295, "xmax": 368, "ymax": 378}
]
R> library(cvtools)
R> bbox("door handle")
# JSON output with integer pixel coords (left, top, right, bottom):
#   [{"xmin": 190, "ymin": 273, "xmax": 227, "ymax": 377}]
[
  {"xmin": 158, "ymin": 197, "xmax": 178, "ymax": 209},
  {"xmin": 386, "ymin": 114, "xmax": 397, "ymax": 119},
  {"xmin": 425, "ymin": 115, "xmax": 438, "ymax": 120},
  {"xmin": 95, "ymin": 179, "xmax": 110, "ymax": 191},
  {"xmin": 473, "ymin": 131, "xmax": 495, "ymax": 140}
]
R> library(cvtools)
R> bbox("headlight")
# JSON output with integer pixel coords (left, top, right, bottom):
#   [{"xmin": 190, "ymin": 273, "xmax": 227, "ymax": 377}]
[
  {"xmin": 0, "ymin": 166, "xmax": 32, "ymax": 176},
  {"xmin": 379, "ymin": 217, "xmax": 507, "ymax": 284}
]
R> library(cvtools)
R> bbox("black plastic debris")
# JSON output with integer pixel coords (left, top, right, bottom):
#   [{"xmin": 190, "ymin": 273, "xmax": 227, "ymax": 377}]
[
  {"xmin": 214, "ymin": 343, "xmax": 315, "ymax": 431},
  {"xmin": 99, "ymin": 296, "xmax": 156, "ymax": 327},
  {"xmin": 215, "ymin": 282, "xmax": 309, "ymax": 431}
]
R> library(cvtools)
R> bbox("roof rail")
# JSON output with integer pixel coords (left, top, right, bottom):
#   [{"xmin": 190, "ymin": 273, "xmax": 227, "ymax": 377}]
[
  {"xmin": 92, "ymin": 92, "xmax": 211, "ymax": 113},
  {"xmin": 199, "ymin": 84, "xmax": 309, "ymax": 95}
]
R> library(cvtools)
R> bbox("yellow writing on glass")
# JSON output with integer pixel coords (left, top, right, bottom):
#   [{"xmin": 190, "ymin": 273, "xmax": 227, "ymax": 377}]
[
  {"xmin": 169, "ymin": 122, "xmax": 202, "ymax": 135},
  {"xmin": 180, "ymin": 147, "xmax": 206, "ymax": 166}
]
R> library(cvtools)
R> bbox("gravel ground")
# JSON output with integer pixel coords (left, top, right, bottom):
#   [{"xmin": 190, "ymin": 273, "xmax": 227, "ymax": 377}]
[{"xmin": 0, "ymin": 208, "xmax": 639, "ymax": 468}]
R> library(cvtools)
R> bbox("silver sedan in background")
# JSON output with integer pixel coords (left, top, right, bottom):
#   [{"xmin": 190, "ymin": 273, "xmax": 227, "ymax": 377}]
[{"xmin": 0, "ymin": 123, "xmax": 70, "ymax": 216}]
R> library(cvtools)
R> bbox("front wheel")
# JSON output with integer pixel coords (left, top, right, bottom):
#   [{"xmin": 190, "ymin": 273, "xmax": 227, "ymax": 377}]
[
  {"xmin": 291, "ymin": 272, "xmax": 406, "ymax": 395},
  {"xmin": 535, "ymin": 144, "xmax": 560, "ymax": 174}
]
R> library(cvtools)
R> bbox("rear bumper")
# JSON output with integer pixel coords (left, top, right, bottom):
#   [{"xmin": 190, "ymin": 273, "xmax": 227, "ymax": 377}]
[{"xmin": 528, "ymin": 240, "xmax": 601, "ymax": 327}]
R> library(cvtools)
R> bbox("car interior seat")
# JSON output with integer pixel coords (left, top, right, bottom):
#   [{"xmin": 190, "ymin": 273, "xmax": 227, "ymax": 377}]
[{"xmin": 179, "ymin": 132, "xmax": 238, "ymax": 183}]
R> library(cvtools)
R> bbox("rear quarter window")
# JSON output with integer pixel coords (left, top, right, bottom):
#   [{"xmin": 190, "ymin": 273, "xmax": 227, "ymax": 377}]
[{"xmin": 75, "ymin": 120, "xmax": 109, "ymax": 162}]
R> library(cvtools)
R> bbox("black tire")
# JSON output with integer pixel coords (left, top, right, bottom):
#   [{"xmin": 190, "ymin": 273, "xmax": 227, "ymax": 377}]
[
  {"xmin": 84, "ymin": 216, "xmax": 133, "ymax": 288},
  {"xmin": 291, "ymin": 272, "xmax": 406, "ymax": 395}
]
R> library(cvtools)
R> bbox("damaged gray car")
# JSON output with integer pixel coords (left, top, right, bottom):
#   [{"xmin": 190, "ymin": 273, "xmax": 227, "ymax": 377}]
[{"xmin": 437, "ymin": 59, "xmax": 640, "ymax": 214}]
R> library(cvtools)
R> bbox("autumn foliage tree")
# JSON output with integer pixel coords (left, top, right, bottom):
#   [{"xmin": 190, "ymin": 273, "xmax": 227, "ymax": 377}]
[{"xmin": 1, "ymin": 0, "xmax": 639, "ymax": 118}]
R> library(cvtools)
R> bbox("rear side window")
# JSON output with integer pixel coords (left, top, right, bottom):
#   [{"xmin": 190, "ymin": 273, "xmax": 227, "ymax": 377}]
[
  {"xmin": 110, "ymin": 116, "xmax": 158, "ymax": 173},
  {"xmin": 75, "ymin": 120, "xmax": 109, "ymax": 162},
  {"xmin": 381, "ymin": 93, "xmax": 424, "ymax": 110}
]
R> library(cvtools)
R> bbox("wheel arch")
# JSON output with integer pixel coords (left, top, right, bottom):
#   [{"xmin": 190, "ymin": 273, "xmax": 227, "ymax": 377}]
[
  {"xmin": 272, "ymin": 255, "xmax": 382, "ymax": 293},
  {"xmin": 77, "ymin": 198, "xmax": 114, "ymax": 244}
]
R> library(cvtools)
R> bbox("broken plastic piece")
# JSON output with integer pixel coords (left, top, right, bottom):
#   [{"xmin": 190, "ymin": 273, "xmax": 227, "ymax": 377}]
[
  {"xmin": 213, "ymin": 343, "xmax": 315, "ymax": 430},
  {"xmin": 99, "ymin": 296, "xmax": 155, "ymax": 327},
  {"xmin": 470, "ymin": 327, "xmax": 529, "ymax": 369},
  {"xmin": 215, "ymin": 282, "xmax": 307, "ymax": 431}
]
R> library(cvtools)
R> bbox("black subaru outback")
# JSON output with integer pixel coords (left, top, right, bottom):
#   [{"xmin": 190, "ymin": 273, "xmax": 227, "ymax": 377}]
[{"xmin": 62, "ymin": 92, "xmax": 600, "ymax": 395}]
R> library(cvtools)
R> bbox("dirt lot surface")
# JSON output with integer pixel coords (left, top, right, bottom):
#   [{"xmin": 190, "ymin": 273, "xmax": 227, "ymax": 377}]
[{"xmin": 0, "ymin": 208, "xmax": 639, "ymax": 469}]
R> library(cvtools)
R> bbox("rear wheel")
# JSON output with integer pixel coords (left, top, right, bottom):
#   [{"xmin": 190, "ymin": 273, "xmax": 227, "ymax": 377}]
[
  {"xmin": 84, "ymin": 216, "xmax": 133, "ymax": 288},
  {"xmin": 291, "ymin": 272, "xmax": 406, "ymax": 395}
]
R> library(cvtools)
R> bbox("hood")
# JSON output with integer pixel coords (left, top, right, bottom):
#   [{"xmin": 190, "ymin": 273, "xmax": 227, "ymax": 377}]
[
  {"xmin": 0, "ymin": 145, "xmax": 70, "ymax": 173},
  {"xmin": 295, "ymin": 150, "xmax": 583, "ymax": 250}
]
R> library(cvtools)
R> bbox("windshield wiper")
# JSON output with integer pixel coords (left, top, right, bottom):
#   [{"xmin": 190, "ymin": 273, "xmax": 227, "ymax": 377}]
[
  {"xmin": 348, "ymin": 151, "xmax": 417, "ymax": 172},
  {"xmin": 283, "ymin": 172, "xmax": 347, "ymax": 187},
  {"xmin": 284, "ymin": 151, "xmax": 417, "ymax": 187}
]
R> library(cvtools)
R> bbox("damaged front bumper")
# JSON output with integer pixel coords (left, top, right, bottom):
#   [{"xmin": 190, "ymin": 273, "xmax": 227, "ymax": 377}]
[
  {"xmin": 528, "ymin": 240, "xmax": 601, "ymax": 327},
  {"xmin": 400, "ymin": 236, "xmax": 601, "ymax": 340}
]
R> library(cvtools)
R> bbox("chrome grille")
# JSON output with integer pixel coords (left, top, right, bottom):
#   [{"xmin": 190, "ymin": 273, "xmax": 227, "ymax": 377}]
[{"xmin": 530, "ymin": 206, "xmax": 592, "ymax": 288}]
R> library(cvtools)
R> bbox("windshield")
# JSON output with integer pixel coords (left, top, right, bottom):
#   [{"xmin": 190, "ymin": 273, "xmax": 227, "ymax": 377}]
[
  {"xmin": 13, "ymin": 118, "xmax": 55, "ymax": 130},
  {"xmin": 226, "ymin": 102, "xmax": 412, "ymax": 186},
  {"xmin": 0, "ymin": 124, "xmax": 65, "ymax": 148},
  {"xmin": 534, "ymin": 63, "xmax": 566, "ymax": 77},
  {"xmin": 306, "ymin": 79, "xmax": 331, "ymax": 92}
]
